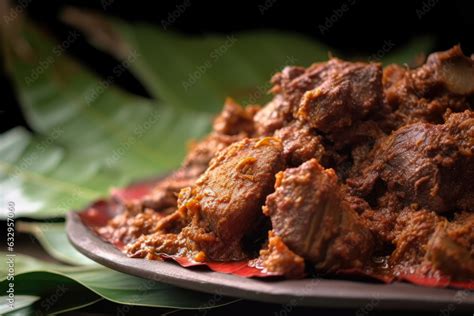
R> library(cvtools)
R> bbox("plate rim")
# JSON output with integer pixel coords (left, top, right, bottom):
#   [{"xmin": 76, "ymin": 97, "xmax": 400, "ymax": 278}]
[{"xmin": 66, "ymin": 211, "xmax": 474, "ymax": 311}]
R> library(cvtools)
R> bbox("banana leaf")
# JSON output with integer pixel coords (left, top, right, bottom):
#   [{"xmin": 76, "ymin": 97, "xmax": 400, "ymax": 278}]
[{"xmin": 0, "ymin": 253, "xmax": 238, "ymax": 309}]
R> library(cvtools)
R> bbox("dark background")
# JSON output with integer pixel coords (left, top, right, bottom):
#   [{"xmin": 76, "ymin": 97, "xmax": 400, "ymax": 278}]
[{"xmin": 2, "ymin": 0, "xmax": 473, "ymax": 133}]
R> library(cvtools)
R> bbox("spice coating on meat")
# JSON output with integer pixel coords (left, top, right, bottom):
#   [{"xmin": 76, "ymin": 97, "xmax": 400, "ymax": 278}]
[
  {"xmin": 297, "ymin": 62, "xmax": 383, "ymax": 134},
  {"xmin": 137, "ymin": 99, "xmax": 258, "ymax": 212},
  {"xmin": 274, "ymin": 121, "xmax": 326, "ymax": 166},
  {"xmin": 426, "ymin": 212, "xmax": 474, "ymax": 279},
  {"xmin": 102, "ymin": 46, "xmax": 474, "ymax": 282},
  {"xmin": 177, "ymin": 137, "xmax": 285, "ymax": 260},
  {"xmin": 256, "ymin": 231, "xmax": 305, "ymax": 278},
  {"xmin": 126, "ymin": 137, "xmax": 285, "ymax": 261},
  {"xmin": 263, "ymin": 159, "xmax": 374, "ymax": 271},
  {"xmin": 383, "ymin": 46, "xmax": 473, "ymax": 128},
  {"xmin": 389, "ymin": 209, "xmax": 474, "ymax": 280},
  {"xmin": 348, "ymin": 110, "xmax": 474, "ymax": 214}
]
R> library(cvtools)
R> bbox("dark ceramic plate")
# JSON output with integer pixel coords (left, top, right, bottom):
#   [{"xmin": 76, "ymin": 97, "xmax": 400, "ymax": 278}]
[{"xmin": 67, "ymin": 211, "xmax": 474, "ymax": 311}]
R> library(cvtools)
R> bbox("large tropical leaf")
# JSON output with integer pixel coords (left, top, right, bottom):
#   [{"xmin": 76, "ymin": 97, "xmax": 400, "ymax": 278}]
[
  {"xmin": 0, "ymin": 295, "xmax": 39, "ymax": 315},
  {"xmin": 114, "ymin": 24, "xmax": 330, "ymax": 111},
  {"xmin": 2, "ymin": 21, "xmax": 211, "ymax": 218},
  {"xmin": 0, "ymin": 253, "xmax": 238, "ymax": 310},
  {"xmin": 66, "ymin": 9, "xmax": 433, "ymax": 113},
  {"xmin": 17, "ymin": 221, "xmax": 96, "ymax": 266},
  {"xmin": 1, "ymin": 294, "xmax": 101, "ymax": 315},
  {"xmin": 119, "ymin": 25, "xmax": 432, "ymax": 111}
]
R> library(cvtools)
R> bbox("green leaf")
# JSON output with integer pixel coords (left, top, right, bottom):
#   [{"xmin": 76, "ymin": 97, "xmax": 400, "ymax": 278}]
[
  {"xmin": 0, "ymin": 295, "xmax": 39, "ymax": 315},
  {"xmin": 110, "ymin": 19, "xmax": 433, "ymax": 111},
  {"xmin": 16, "ymin": 222, "xmax": 96, "ymax": 266},
  {"xmin": 2, "ymin": 22, "xmax": 212, "ymax": 218},
  {"xmin": 115, "ymin": 24, "xmax": 330, "ymax": 111},
  {"xmin": 39, "ymin": 296, "xmax": 102, "ymax": 315},
  {"xmin": 48, "ymin": 298, "xmax": 103, "ymax": 315},
  {"xmin": 0, "ymin": 253, "xmax": 238, "ymax": 310},
  {"xmin": 2, "ymin": 293, "xmax": 101, "ymax": 316},
  {"xmin": 1, "ymin": 280, "xmax": 100, "ymax": 315}
]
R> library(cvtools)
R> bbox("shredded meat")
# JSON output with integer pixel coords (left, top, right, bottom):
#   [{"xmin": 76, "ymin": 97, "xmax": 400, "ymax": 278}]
[
  {"xmin": 426, "ymin": 212, "xmax": 474, "ymax": 279},
  {"xmin": 383, "ymin": 45, "xmax": 473, "ymax": 128},
  {"xmin": 389, "ymin": 208, "xmax": 444, "ymax": 272},
  {"xmin": 257, "ymin": 231, "xmax": 305, "ymax": 278},
  {"xmin": 348, "ymin": 110, "xmax": 474, "ymax": 214}
]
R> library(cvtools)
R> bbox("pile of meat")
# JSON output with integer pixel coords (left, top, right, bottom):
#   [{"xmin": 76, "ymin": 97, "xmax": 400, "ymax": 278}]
[{"xmin": 100, "ymin": 46, "xmax": 474, "ymax": 281}]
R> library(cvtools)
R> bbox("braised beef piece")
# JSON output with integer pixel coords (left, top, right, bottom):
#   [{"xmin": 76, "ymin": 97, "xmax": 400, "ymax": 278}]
[
  {"xmin": 297, "ymin": 62, "xmax": 383, "ymax": 135},
  {"xmin": 257, "ymin": 231, "xmax": 305, "ymax": 278},
  {"xmin": 270, "ymin": 60, "xmax": 357, "ymax": 116},
  {"xmin": 274, "ymin": 121, "xmax": 326, "ymax": 166},
  {"xmin": 176, "ymin": 137, "xmax": 284, "ymax": 260},
  {"xmin": 384, "ymin": 45, "xmax": 474, "ymax": 128},
  {"xmin": 348, "ymin": 110, "xmax": 474, "ymax": 214},
  {"xmin": 263, "ymin": 159, "xmax": 374, "ymax": 272},
  {"xmin": 127, "ymin": 137, "xmax": 285, "ymax": 261},
  {"xmin": 390, "ymin": 209, "xmax": 474, "ymax": 280},
  {"xmin": 253, "ymin": 95, "xmax": 291, "ymax": 135},
  {"xmin": 426, "ymin": 212, "xmax": 474, "ymax": 279},
  {"xmin": 260, "ymin": 59, "xmax": 386, "ymax": 177},
  {"xmin": 213, "ymin": 98, "xmax": 260, "ymax": 136},
  {"xmin": 389, "ymin": 208, "xmax": 444, "ymax": 271},
  {"xmin": 258, "ymin": 59, "xmax": 384, "ymax": 138},
  {"xmin": 137, "ymin": 100, "xmax": 258, "ymax": 212}
]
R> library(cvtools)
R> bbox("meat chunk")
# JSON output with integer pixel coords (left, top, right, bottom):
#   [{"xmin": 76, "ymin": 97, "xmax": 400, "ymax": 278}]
[
  {"xmin": 256, "ymin": 231, "xmax": 305, "ymax": 278},
  {"xmin": 390, "ymin": 209, "xmax": 474, "ymax": 280},
  {"xmin": 126, "ymin": 137, "xmax": 285, "ymax": 261},
  {"xmin": 270, "ymin": 59, "xmax": 349, "ymax": 115},
  {"xmin": 383, "ymin": 46, "xmax": 474, "ymax": 127},
  {"xmin": 389, "ymin": 208, "xmax": 444, "ymax": 270},
  {"xmin": 426, "ymin": 212, "xmax": 474, "ymax": 279},
  {"xmin": 137, "ymin": 99, "xmax": 258, "ymax": 212},
  {"xmin": 213, "ymin": 98, "xmax": 259, "ymax": 136},
  {"xmin": 139, "ymin": 133, "xmax": 244, "ymax": 211},
  {"xmin": 253, "ymin": 95, "xmax": 291, "ymax": 135},
  {"xmin": 296, "ymin": 62, "xmax": 383, "ymax": 134},
  {"xmin": 348, "ymin": 110, "xmax": 474, "ymax": 214},
  {"xmin": 177, "ymin": 137, "xmax": 285, "ymax": 260},
  {"xmin": 274, "ymin": 121, "xmax": 325, "ymax": 166},
  {"xmin": 264, "ymin": 159, "xmax": 374, "ymax": 271},
  {"xmin": 182, "ymin": 99, "xmax": 258, "ymax": 169},
  {"xmin": 417, "ymin": 45, "xmax": 474, "ymax": 96},
  {"xmin": 269, "ymin": 65, "xmax": 307, "ymax": 116}
]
